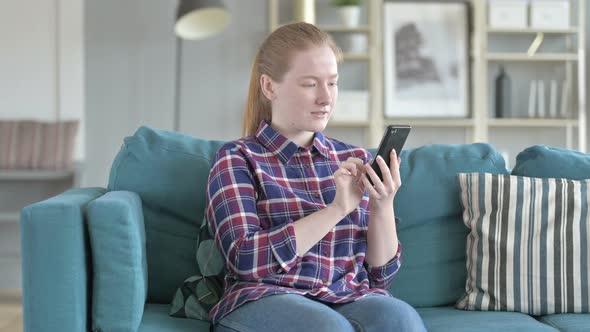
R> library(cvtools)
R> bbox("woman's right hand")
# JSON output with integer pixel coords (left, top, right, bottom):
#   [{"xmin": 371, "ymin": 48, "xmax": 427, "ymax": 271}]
[{"xmin": 331, "ymin": 157, "xmax": 365, "ymax": 215}]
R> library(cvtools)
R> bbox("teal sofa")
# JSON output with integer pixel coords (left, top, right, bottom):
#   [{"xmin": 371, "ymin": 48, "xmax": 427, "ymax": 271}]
[{"xmin": 20, "ymin": 126, "xmax": 590, "ymax": 332}]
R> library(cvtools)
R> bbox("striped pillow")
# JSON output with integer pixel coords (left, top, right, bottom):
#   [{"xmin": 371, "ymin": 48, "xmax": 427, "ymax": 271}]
[
  {"xmin": 0, "ymin": 120, "xmax": 78, "ymax": 170},
  {"xmin": 456, "ymin": 172, "xmax": 590, "ymax": 315}
]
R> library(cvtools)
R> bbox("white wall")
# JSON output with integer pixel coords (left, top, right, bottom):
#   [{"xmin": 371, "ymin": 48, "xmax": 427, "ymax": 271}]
[
  {"xmin": 83, "ymin": 0, "xmax": 267, "ymax": 187},
  {"xmin": 83, "ymin": 0, "xmax": 177, "ymax": 187},
  {"xmin": 0, "ymin": 0, "xmax": 84, "ymax": 161}
]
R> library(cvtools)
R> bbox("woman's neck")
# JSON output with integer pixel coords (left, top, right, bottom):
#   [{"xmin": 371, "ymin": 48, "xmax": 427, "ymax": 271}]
[{"xmin": 270, "ymin": 123, "xmax": 314, "ymax": 147}]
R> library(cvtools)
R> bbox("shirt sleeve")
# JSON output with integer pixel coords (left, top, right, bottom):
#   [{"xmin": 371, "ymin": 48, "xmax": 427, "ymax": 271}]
[
  {"xmin": 363, "ymin": 237, "xmax": 402, "ymax": 290},
  {"xmin": 206, "ymin": 145, "xmax": 298, "ymax": 280}
]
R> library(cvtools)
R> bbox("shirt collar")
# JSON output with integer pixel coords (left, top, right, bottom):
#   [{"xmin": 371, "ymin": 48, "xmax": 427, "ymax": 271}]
[{"xmin": 255, "ymin": 120, "xmax": 330, "ymax": 163}]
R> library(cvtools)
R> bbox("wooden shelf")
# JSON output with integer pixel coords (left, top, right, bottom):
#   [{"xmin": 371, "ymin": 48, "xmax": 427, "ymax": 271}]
[
  {"xmin": 488, "ymin": 118, "xmax": 579, "ymax": 127},
  {"xmin": 384, "ymin": 118, "xmax": 475, "ymax": 127},
  {"xmin": 0, "ymin": 169, "xmax": 74, "ymax": 181},
  {"xmin": 487, "ymin": 27, "xmax": 578, "ymax": 34},
  {"xmin": 318, "ymin": 25, "xmax": 370, "ymax": 33},
  {"xmin": 486, "ymin": 53, "xmax": 579, "ymax": 61}
]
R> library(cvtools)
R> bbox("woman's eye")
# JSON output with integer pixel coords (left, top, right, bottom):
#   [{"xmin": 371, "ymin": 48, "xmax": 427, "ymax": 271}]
[
  {"xmin": 329, "ymin": 82, "xmax": 338, "ymax": 87},
  {"xmin": 302, "ymin": 83, "xmax": 316, "ymax": 87}
]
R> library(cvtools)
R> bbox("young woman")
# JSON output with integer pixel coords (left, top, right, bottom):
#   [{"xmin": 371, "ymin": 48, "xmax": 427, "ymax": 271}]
[{"xmin": 206, "ymin": 22, "xmax": 426, "ymax": 332}]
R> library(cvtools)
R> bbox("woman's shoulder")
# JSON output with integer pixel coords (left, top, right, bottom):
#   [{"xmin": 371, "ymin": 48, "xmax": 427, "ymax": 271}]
[
  {"xmin": 214, "ymin": 136, "xmax": 262, "ymax": 160},
  {"xmin": 324, "ymin": 136, "xmax": 370, "ymax": 160}
]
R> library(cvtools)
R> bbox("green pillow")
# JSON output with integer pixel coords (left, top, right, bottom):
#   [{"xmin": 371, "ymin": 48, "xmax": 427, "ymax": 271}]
[
  {"xmin": 456, "ymin": 172, "xmax": 590, "ymax": 314},
  {"xmin": 512, "ymin": 145, "xmax": 590, "ymax": 180},
  {"xmin": 169, "ymin": 216, "xmax": 225, "ymax": 321}
]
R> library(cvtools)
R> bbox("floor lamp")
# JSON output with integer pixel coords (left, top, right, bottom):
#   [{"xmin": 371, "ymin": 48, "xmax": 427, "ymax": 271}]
[{"xmin": 173, "ymin": 0, "xmax": 230, "ymax": 131}]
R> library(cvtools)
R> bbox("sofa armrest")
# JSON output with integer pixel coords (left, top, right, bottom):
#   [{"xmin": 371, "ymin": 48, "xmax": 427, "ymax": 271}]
[{"xmin": 20, "ymin": 187, "xmax": 107, "ymax": 332}]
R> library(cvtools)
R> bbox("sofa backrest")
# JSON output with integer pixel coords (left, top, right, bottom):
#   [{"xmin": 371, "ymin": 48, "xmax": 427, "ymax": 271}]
[
  {"xmin": 108, "ymin": 126, "xmax": 225, "ymax": 303},
  {"xmin": 388, "ymin": 143, "xmax": 509, "ymax": 307},
  {"xmin": 108, "ymin": 126, "xmax": 509, "ymax": 307}
]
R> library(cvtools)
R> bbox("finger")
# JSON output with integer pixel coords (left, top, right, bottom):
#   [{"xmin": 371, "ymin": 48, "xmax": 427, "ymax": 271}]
[
  {"xmin": 361, "ymin": 173, "xmax": 380, "ymax": 197},
  {"xmin": 389, "ymin": 151, "xmax": 402, "ymax": 186},
  {"xmin": 335, "ymin": 167, "xmax": 352, "ymax": 177},
  {"xmin": 346, "ymin": 157, "xmax": 364, "ymax": 175},
  {"xmin": 375, "ymin": 154, "xmax": 394, "ymax": 187},
  {"xmin": 346, "ymin": 157, "xmax": 364, "ymax": 166},
  {"xmin": 339, "ymin": 161, "xmax": 357, "ymax": 175},
  {"xmin": 364, "ymin": 162, "xmax": 385, "ymax": 191},
  {"xmin": 390, "ymin": 149, "xmax": 399, "ymax": 169}
]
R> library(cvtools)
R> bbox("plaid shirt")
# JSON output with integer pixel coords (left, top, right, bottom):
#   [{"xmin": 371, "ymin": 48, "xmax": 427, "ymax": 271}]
[{"xmin": 206, "ymin": 121, "xmax": 402, "ymax": 324}]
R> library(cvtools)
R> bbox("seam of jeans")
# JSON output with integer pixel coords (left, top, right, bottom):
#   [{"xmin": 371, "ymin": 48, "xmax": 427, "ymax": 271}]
[
  {"xmin": 217, "ymin": 318, "xmax": 254, "ymax": 332},
  {"xmin": 347, "ymin": 318, "xmax": 365, "ymax": 332}
]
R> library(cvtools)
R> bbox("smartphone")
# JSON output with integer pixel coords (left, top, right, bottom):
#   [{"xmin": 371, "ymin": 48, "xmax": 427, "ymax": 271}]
[{"xmin": 370, "ymin": 125, "xmax": 411, "ymax": 183}]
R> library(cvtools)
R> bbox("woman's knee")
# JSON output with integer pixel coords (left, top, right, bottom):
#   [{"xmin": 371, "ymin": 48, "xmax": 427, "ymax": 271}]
[
  {"xmin": 377, "ymin": 297, "xmax": 426, "ymax": 332},
  {"xmin": 335, "ymin": 295, "xmax": 426, "ymax": 332},
  {"xmin": 216, "ymin": 294, "xmax": 355, "ymax": 332}
]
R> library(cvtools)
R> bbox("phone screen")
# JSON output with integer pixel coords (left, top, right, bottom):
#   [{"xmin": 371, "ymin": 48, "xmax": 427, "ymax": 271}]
[{"xmin": 370, "ymin": 125, "xmax": 411, "ymax": 183}]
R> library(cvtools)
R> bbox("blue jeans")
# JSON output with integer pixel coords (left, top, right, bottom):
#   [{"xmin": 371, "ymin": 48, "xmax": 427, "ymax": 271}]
[{"xmin": 214, "ymin": 294, "xmax": 427, "ymax": 332}]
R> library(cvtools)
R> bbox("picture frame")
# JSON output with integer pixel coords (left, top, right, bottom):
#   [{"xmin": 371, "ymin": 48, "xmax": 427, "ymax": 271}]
[{"xmin": 383, "ymin": 2, "xmax": 470, "ymax": 118}]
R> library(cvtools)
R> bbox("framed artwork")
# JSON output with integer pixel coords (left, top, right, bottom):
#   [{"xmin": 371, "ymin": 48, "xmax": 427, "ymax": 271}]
[{"xmin": 383, "ymin": 2, "xmax": 469, "ymax": 118}]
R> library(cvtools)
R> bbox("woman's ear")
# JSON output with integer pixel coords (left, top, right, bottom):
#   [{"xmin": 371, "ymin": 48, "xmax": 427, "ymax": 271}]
[{"xmin": 260, "ymin": 74, "xmax": 276, "ymax": 101}]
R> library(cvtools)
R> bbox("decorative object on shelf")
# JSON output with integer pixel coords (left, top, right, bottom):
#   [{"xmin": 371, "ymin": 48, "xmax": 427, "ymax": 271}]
[
  {"xmin": 528, "ymin": 80, "xmax": 537, "ymax": 118},
  {"xmin": 332, "ymin": 90, "xmax": 369, "ymax": 122},
  {"xmin": 549, "ymin": 79, "xmax": 558, "ymax": 118},
  {"xmin": 0, "ymin": 120, "xmax": 79, "ymax": 170},
  {"xmin": 488, "ymin": 0, "xmax": 529, "ymax": 29},
  {"xmin": 560, "ymin": 79, "xmax": 571, "ymax": 118},
  {"xmin": 344, "ymin": 33, "xmax": 367, "ymax": 54},
  {"xmin": 526, "ymin": 31, "xmax": 544, "ymax": 56},
  {"xmin": 527, "ymin": 79, "xmax": 565, "ymax": 118},
  {"xmin": 294, "ymin": 0, "xmax": 316, "ymax": 24},
  {"xmin": 331, "ymin": 0, "xmax": 362, "ymax": 27},
  {"xmin": 494, "ymin": 65, "xmax": 511, "ymax": 118},
  {"xmin": 530, "ymin": 0, "xmax": 570, "ymax": 29},
  {"xmin": 173, "ymin": 0, "xmax": 230, "ymax": 131},
  {"xmin": 537, "ymin": 80, "xmax": 546, "ymax": 117},
  {"xmin": 383, "ymin": 2, "xmax": 469, "ymax": 118}
]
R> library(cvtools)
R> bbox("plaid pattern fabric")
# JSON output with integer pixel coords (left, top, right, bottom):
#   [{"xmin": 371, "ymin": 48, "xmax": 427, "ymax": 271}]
[
  {"xmin": 207, "ymin": 121, "xmax": 402, "ymax": 324},
  {"xmin": 456, "ymin": 172, "xmax": 590, "ymax": 315},
  {"xmin": 0, "ymin": 120, "xmax": 78, "ymax": 170}
]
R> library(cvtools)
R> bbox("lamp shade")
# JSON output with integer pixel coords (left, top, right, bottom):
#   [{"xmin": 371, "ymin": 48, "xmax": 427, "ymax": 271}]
[{"xmin": 175, "ymin": 0, "xmax": 230, "ymax": 40}]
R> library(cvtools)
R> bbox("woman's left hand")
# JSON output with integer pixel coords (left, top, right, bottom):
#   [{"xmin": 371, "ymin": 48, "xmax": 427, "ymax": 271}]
[{"xmin": 362, "ymin": 149, "xmax": 402, "ymax": 209}]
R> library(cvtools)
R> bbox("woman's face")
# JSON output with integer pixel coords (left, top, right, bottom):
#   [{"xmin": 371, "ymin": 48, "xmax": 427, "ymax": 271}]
[{"xmin": 264, "ymin": 45, "xmax": 338, "ymax": 146}]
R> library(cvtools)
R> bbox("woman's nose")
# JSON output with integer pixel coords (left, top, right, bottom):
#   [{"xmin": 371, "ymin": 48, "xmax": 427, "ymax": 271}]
[{"xmin": 316, "ymin": 85, "xmax": 332, "ymax": 106}]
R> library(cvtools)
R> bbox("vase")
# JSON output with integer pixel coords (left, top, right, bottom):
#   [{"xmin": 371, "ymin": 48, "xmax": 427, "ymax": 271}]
[
  {"xmin": 337, "ymin": 6, "xmax": 361, "ymax": 27},
  {"xmin": 494, "ymin": 65, "xmax": 511, "ymax": 118}
]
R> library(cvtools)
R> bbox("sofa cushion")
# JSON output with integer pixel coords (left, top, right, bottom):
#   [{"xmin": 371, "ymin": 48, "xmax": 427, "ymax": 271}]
[
  {"xmin": 387, "ymin": 143, "xmax": 508, "ymax": 307},
  {"xmin": 87, "ymin": 191, "xmax": 148, "ymax": 332},
  {"xmin": 169, "ymin": 217, "xmax": 225, "ymax": 321},
  {"xmin": 456, "ymin": 172, "xmax": 590, "ymax": 314},
  {"xmin": 512, "ymin": 145, "xmax": 590, "ymax": 180},
  {"xmin": 417, "ymin": 307, "xmax": 559, "ymax": 332},
  {"xmin": 539, "ymin": 313, "xmax": 590, "ymax": 332},
  {"xmin": 108, "ymin": 126, "xmax": 225, "ymax": 303},
  {"xmin": 140, "ymin": 304, "xmax": 210, "ymax": 332}
]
